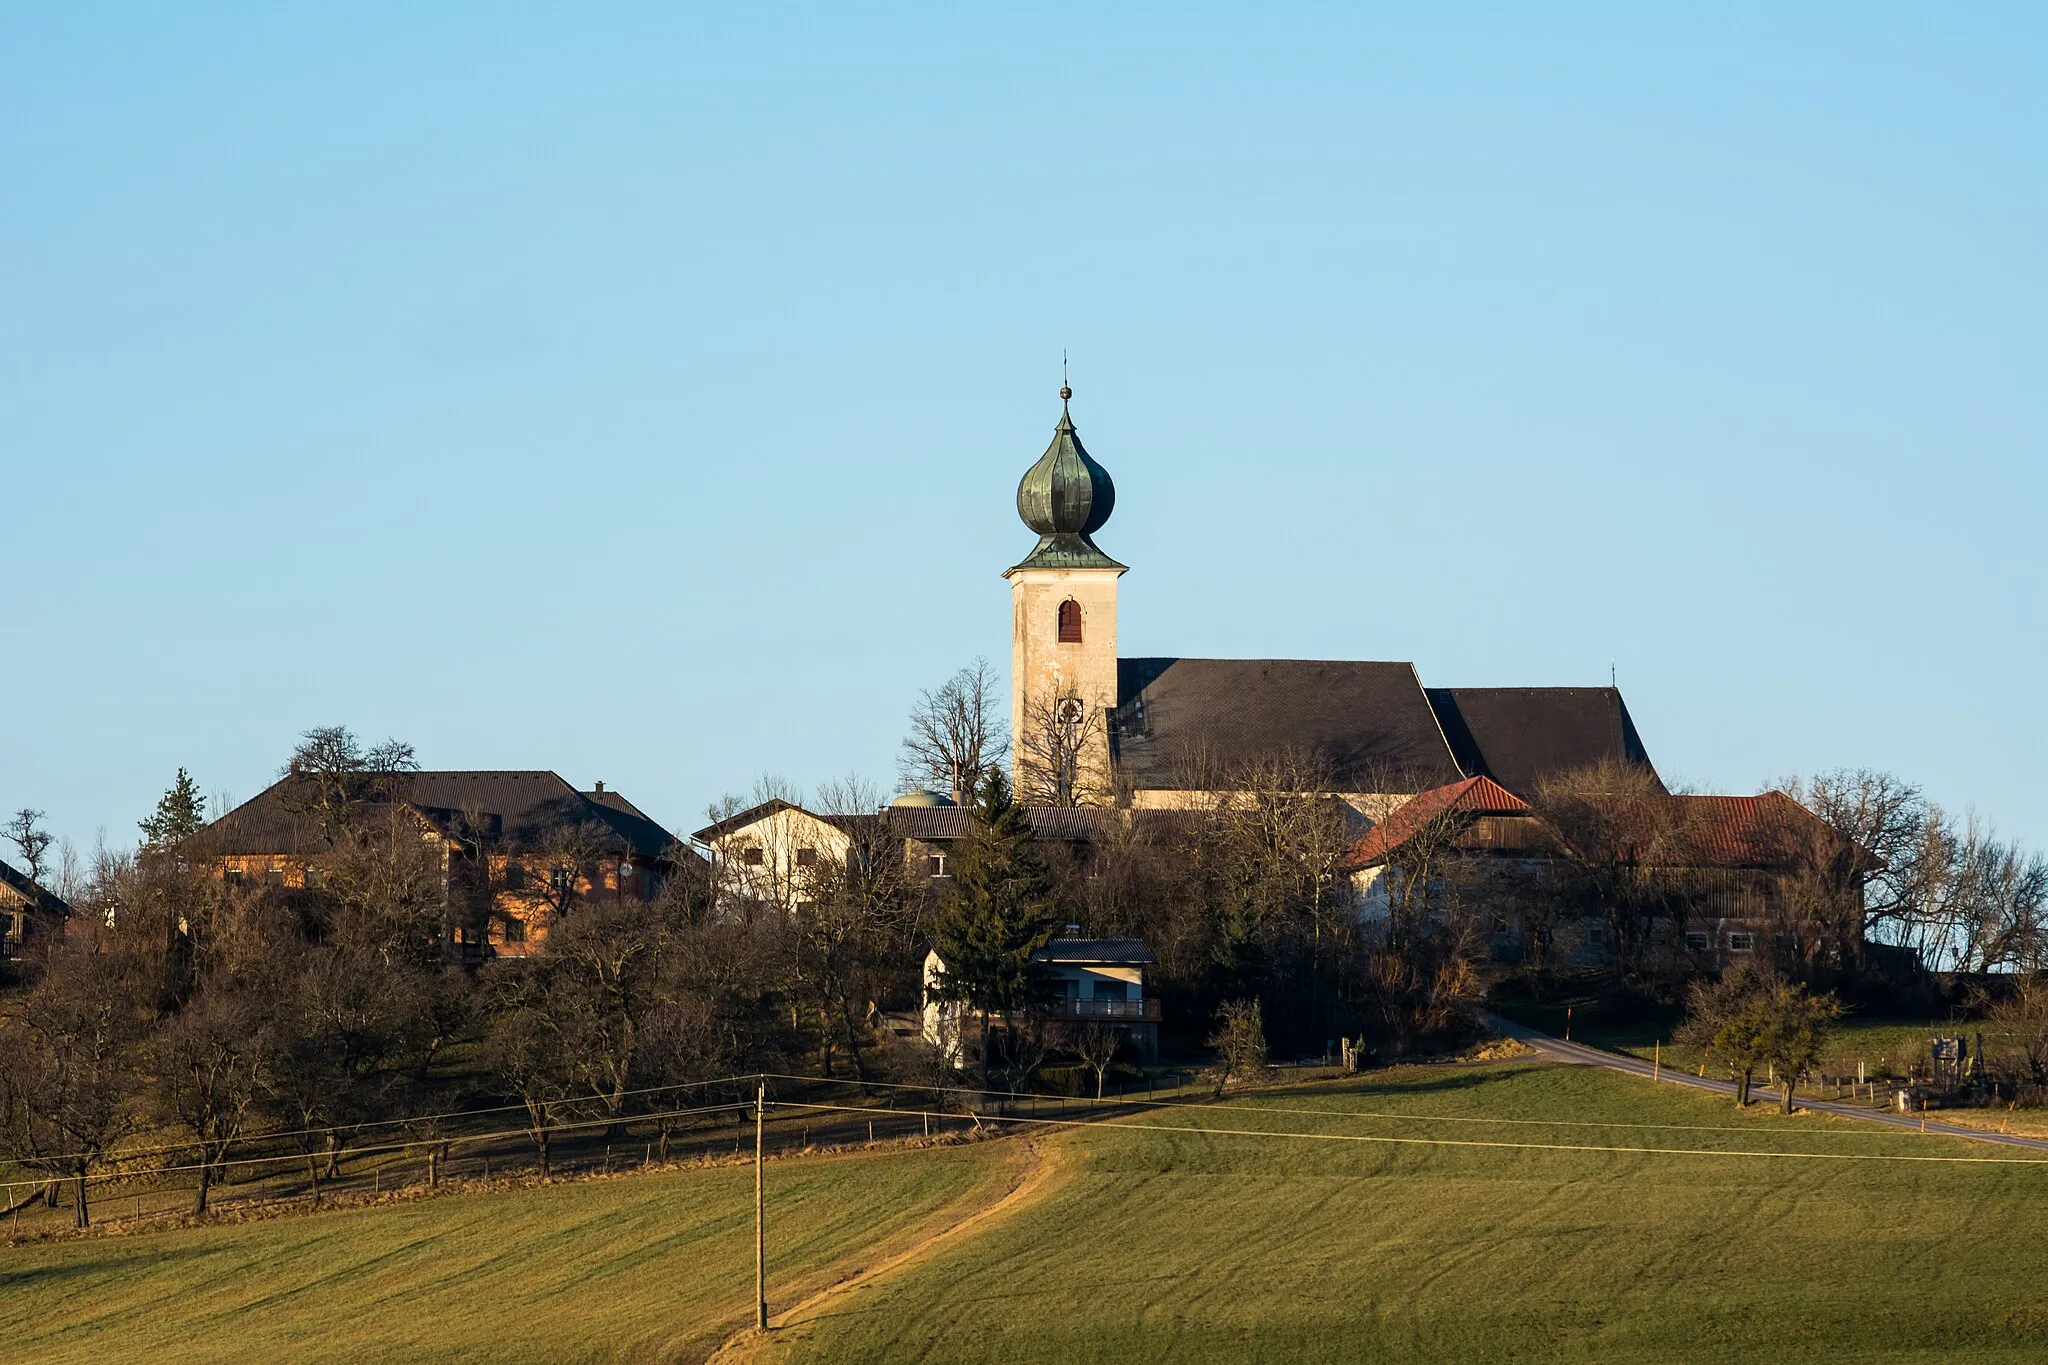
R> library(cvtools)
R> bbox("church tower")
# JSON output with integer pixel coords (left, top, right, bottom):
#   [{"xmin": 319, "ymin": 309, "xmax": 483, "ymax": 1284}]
[{"xmin": 1006, "ymin": 384, "xmax": 1125, "ymax": 804}]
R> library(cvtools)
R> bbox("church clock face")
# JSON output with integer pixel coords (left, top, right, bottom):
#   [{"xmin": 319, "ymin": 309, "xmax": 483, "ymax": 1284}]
[{"xmin": 1056, "ymin": 698, "xmax": 1084, "ymax": 724}]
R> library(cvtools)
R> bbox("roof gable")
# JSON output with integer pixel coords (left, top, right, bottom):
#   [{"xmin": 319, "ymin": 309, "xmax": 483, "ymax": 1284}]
[
  {"xmin": 0, "ymin": 859, "xmax": 68, "ymax": 916},
  {"xmin": 1342, "ymin": 776, "xmax": 1540, "ymax": 867}
]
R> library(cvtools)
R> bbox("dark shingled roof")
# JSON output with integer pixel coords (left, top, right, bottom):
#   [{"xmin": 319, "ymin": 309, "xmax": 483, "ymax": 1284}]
[
  {"xmin": 1030, "ymin": 937, "xmax": 1157, "ymax": 966},
  {"xmin": 886, "ymin": 807, "xmax": 1116, "ymax": 843},
  {"xmin": 1113, "ymin": 658, "xmax": 1464, "ymax": 792},
  {"xmin": 199, "ymin": 771, "xmax": 678, "ymax": 860},
  {"xmin": 1424, "ymin": 687, "xmax": 1657, "ymax": 799},
  {"xmin": 0, "ymin": 859, "xmax": 69, "ymax": 916}
]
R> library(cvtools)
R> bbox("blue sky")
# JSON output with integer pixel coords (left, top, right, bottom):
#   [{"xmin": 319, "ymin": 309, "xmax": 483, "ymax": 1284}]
[{"xmin": 4, "ymin": 4, "xmax": 2043, "ymax": 858}]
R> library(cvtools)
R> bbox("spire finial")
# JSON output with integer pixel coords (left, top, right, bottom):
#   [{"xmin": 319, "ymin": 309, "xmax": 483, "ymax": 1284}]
[{"xmin": 1060, "ymin": 351, "xmax": 1071, "ymax": 404}]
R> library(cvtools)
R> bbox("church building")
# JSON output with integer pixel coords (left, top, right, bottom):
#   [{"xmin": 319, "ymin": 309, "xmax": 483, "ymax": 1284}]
[{"xmin": 1006, "ymin": 386, "xmax": 1657, "ymax": 812}]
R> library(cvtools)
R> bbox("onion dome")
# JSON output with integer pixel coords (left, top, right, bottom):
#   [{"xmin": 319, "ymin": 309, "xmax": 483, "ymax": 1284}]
[{"xmin": 1008, "ymin": 386, "xmax": 1128, "ymax": 574}]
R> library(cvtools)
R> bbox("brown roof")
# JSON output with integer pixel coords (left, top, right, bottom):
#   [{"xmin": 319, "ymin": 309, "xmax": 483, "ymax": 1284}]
[{"xmin": 198, "ymin": 771, "xmax": 680, "ymax": 861}]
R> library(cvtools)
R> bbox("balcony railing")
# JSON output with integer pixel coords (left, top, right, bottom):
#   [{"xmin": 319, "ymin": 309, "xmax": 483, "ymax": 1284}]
[{"xmin": 1042, "ymin": 998, "xmax": 1161, "ymax": 1022}]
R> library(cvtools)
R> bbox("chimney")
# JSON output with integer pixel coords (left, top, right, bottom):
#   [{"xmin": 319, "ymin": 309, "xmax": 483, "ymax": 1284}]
[{"xmin": 593, "ymin": 780, "xmax": 605, "ymax": 794}]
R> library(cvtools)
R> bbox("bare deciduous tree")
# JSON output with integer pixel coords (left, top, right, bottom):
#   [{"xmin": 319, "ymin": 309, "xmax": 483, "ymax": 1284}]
[
  {"xmin": 0, "ymin": 931, "xmax": 146, "ymax": 1227},
  {"xmin": 149, "ymin": 987, "xmax": 271, "ymax": 1214},
  {"xmin": 1014, "ymin": 692, "xmax": 1110, "ymax": 808},
  {"xmin": 1206, "ymin": 998, "xmax": 1270, "ymax": 1096},
  {"xmin": 4, "ymin": 808, "xmax": 54, "ymax": 887},
  {"xmin": 900, "ymin": 658, "xmax": 1008, "ymax": 806},
  {"xmin": 1060, "ymin": 1020, "xmax": 1124, "ymax": 1100}
]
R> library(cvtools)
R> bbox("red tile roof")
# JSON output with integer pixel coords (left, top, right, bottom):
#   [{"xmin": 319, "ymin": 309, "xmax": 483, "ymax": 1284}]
[
  {"xmin": 1341, "ymin": 776, "xmax": 1532, "ymax": 868},
  {"xmin": 1670, "ymin": 792, "xmax": 1835, "ymax": 867}
]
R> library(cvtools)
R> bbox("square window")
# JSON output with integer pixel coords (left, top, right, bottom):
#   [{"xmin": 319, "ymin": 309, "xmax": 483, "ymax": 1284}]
[
  {"xmin": 742, "ymin": 846, "xmax": 765, "ymax": 867},
  {"xmin": 503, "ymin": 916, "xmax": 526, "ymax": 944},
  {"xmin": 1727, "ymin": 932, "xmax": 1756, "ymax": 952},
  {"xmin": 504, "ymin": 863, "xmax": 527, "ymax": 890},
  {"xmin": 1685, "ymin": 931, "xmax": 1710, "ymax": 952},
  {"xmin": 927, "ymin": 854, "xmax": 949, "ymax": 878},
  {"xmin": 795, "ymin": 848, "xmax": 817, "ymax": 868}
]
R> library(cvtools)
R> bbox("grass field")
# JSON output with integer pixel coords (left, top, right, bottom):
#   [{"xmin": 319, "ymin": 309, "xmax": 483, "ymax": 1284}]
[
  {"xmin": 1495, "ymin": 998, "xmax": 1975, "ymax": 1083},
  {"xmin": 9, "ymin": 1060, "xmax": 2048, "ymax": 1363},
  {"xmin": 0, "ymin": 1141, "xmax": 1017, "ymax": 1365},
  {"xmin": 757, "ymin": 1063, "xmax": 2048, "ymax": 1364}
]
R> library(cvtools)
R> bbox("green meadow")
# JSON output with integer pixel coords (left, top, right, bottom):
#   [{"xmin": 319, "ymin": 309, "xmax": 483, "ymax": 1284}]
[
  {"xmin": 760, "ymin": 1063, "xmax": 2048, "ymax": 1364},
  {"xmin": 0, "ymin": 1142, "xmax": 1013, "ymax": 1365},
  {"xmin": 9, "ymin": 1061, "xmax": 2048, "ymax": 1363}
]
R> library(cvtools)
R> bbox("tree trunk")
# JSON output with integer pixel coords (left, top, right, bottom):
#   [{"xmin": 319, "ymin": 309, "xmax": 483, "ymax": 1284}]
[
  {"xmin": 1781, "ymin": 1076, "xmax": 1796, "ymax": 1114},
  {"xmin": 978, "ymin": 1010, "xmax": 992, "ymax": 1094},
  {"xmin": 194, "ymin": 1160, "xmax": 213, "ymax": 1216},
  {"xmin": 839, "ymin": 995, "xmax": 869, "ymax": 1082},
  {"xmin": 1095, "ymin": 1067, "xmax": 1105, "ymax": 1101},
  {"xmin": 1736, "ymin": 1068, "xmax": 1752, "ymax": 1107},
  {"xmin": 306, "ymin": 1151, "xmax": 322, "ymax": 1207},
  {"xmin": 323, "ymin": 1132, "xmax": 343, "ymax": 1181},
  {"xmin": 72, "ymin": 1169, "xmax": 89, "ymax": 1229},
  {"xmin": 536, "ymin": 1127, "xmax": 551, "ymax": 1179}
]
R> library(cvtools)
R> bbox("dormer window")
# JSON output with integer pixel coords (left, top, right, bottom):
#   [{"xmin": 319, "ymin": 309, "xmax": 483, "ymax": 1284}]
[{"xmin": 1057, "ymin": 599, "xmax": 1082, "ymax": 643}]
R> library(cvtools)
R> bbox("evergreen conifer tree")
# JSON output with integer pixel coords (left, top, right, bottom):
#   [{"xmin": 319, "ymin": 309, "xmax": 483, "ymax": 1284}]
[
  {"xmin": 139, "ymin": 768, "xmax": 208, "ymax": 851},
  {"xmin": 929, "ymin": 769, "xmax": 1056, "ymax": 1090}
]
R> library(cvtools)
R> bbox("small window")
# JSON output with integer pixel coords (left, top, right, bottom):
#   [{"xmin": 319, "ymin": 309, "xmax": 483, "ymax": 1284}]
[
  {"xmin": 502, "ymin": 916, "xmax": 526, "ymax": 944},
  {"xmin": 1585, "ymin": 924, "xmax": 1607, "ymax": 945},
  {"xmin": 927, "ymin": 853, "xmax": 949, "ymax": 878},
  {"xmin": 550, "ymin": 866, "xmax": 575, "ymax": 893},
  {"xmin": 741, "ymin": 845, "xmax": 766, "ymax": 867},
  {"xmin": 264, "ymin": 868, "xmax": 285, "ymax": 887},
  {"xmin": 1057, "ymin": 599, "xmax": 1082, "ymax": 644},
  {"xmin": 1727, "ymin": 932, "xmax": 1756, "ymax": 952},
  {"xmin": 1685, "ymin": 931, "xmax": 1710, "ymax": 952},
  {"xmin": 504, "ymin": 862, "xmax": 527, "ymax": 890},
  {"xmin": 795, "ymin": 847, "xmax": 817, "ymax": 868},
  {"xmin": 225, "ymin": 869, "xmax": 245, "ymax": 887},
  {"xmin": 303, "ymin": 865, "xmax": 324, "ymax": 890}
]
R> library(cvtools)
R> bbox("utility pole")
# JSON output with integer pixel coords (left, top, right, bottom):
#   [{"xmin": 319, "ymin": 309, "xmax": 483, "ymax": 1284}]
[{"xmin": 755, "ymin": 1082, "xmax": 767, "ymax": 1332}]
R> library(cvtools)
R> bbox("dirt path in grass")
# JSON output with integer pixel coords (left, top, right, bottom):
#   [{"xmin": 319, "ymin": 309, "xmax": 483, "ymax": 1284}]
[{"xmin": 704, "ymin": 1133, "xmax": 1069, "ymax": 1365}]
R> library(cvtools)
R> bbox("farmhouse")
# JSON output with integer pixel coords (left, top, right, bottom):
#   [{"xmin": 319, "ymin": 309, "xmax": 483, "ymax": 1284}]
[
  {"xmin": 193, "ymin": 770, "xmax": 684, "ymax": 956},
  {"xmin": 1340, "ymin": 776, "xmax": 1868, "ymax": 971}
]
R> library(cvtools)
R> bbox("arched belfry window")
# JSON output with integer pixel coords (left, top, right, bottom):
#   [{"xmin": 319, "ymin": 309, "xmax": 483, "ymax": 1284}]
[{"xmin": 1057, "ymin": 599, "xmax": 1083, "ymax": 644}]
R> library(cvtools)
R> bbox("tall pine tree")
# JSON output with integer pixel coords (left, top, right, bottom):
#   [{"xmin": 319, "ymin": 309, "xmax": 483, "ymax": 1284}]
[
  {"xmin": 139, "ymin": 768, "xmax": 208, "ymax": 851},
  {"xmin": 929, "ymin": 768, "xmax": 1056, "ymax": 1089}
]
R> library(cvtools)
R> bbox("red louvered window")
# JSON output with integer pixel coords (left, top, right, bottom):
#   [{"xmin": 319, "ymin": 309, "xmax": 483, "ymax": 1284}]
[{"xmin": 1057, "ymin": 599, "xmax": 1083, "ymax": 643}]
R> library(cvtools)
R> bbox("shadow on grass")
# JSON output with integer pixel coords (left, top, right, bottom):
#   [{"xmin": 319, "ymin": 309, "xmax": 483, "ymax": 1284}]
[{"xmin": 0, "ymin": 1244, "xmax": 219, "ymax": 1289}]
